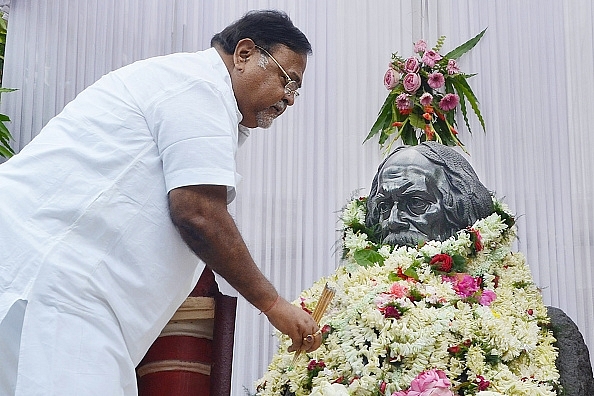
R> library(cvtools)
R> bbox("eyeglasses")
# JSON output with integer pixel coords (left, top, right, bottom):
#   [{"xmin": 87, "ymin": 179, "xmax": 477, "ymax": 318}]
[{"xmin": 255, "ymin": 45, "xmax": 300, "ymax": 97}]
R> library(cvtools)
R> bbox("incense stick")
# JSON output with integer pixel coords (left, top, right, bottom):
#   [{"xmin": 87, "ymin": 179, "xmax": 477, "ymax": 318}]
[{"xmin": 291, "ymin": 283, "xmax": 335, "ymax": 366}]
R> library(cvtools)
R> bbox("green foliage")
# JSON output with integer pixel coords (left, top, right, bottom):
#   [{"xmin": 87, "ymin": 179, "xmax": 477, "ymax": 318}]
[
  {"xmin": 354, "ymin": 249, "xmax": 385, "ymax": 267},
  {"xmin": 0, "ymin": 15, "xmax": 15, "ymax": 158},
  {"xmin": 0, "ymin": 87, "xmax": 15, "ymax": 158}
]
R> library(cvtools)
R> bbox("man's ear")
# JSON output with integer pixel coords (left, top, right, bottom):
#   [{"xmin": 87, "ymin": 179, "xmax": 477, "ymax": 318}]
[{"xmin": 233, "ymin": 38, "xmax": 257, "ymax": 70}]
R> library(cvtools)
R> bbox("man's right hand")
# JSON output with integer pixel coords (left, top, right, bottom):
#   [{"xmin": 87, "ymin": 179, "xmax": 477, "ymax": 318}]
[{"xmin": 264, "ymin": 297, "xmax": 322, "ymax": 353}]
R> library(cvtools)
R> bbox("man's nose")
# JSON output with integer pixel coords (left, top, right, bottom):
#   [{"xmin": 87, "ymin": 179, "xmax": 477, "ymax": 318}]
[{"xmin": 283, "ymin": 92, "xmax": 295, "ymax": 106}]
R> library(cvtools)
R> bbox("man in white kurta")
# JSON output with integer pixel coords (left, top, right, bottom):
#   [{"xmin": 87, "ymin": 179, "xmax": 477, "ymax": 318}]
[{"xmin": 0, "ymin": 9, "xmax": 322, "ymax": 395}]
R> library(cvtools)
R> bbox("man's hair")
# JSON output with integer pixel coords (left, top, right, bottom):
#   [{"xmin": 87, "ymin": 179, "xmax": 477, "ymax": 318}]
[
  {"xmin": 366, "ymin": 142, "xmax": 494, "ymax": 240},
  {"xmin": 211, "ymin": 10, "xmax": 312, "ymax": 56}
]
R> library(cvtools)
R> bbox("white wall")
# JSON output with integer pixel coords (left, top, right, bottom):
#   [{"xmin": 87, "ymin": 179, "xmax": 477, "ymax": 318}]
[{"xmin": 2, "ymin": 0, "xmax": 593, "ymax": 393}]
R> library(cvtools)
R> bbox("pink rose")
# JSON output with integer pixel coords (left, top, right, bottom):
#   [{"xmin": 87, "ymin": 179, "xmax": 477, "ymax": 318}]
[
  {"xmin": 404, "ymin": 57, "xmax": 421, "ymax": 73},
  {"xmin": 389, "ymin": 282, "xmax": 409, "ymax": 298},
  {"xmin": 422, "ymin": 50, "xmax": 442, "ymax": 67},
  {"xmin": 408, "ymin": 369, "xmax": 453, "ymax": 396},
  {"xmin": 439, "ymin": 93, "xmax": 459, "ymax": 111},
  {"xmin": 479, "ymin": 289, "xmax": 497, "ymax": 306},
  {"xmin": 449, "ymin": 274, "xmax": 479, "ymax": 298},
  {"xmin": 414, "ymin": 39, "xmax": 427, "ymax": 54},
  {"xmin": 427, "ymin": 72, "xmax": 445, "ymax": 89},
  {"xmin": 396, "ymin": 93, "xmax": 413, "ymax": 111},
  {"xmin": 403, "ymin": 73, "xmax": 421, "ymax": 93},
  {"xmin": 420, "ymin": 93, "xmax": 433, "ymax": 106},
  {"xmin": 446, "ymin": 59, "xmax": 460, "ymax": 75},
  {"xmin": 384, "ymin": 68, "xmax": 399, "ymax": 90}
]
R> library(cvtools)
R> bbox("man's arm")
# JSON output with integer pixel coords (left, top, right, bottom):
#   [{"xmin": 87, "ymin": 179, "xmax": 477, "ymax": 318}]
[{"xmin": 168, "ymin": 184, "xmax": 321, "ymax": 352}]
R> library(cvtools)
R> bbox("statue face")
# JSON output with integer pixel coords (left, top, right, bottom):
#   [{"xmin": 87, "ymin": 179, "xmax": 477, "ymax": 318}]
[{"xmin": 372, "ymin": 149, "xmax": 451, "ymax": 246}]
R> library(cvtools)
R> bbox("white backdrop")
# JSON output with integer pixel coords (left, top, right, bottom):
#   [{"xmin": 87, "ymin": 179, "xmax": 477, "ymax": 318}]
[{"xmin": 2, "ymin": 1, "xmax": 593, "ymax": 393}]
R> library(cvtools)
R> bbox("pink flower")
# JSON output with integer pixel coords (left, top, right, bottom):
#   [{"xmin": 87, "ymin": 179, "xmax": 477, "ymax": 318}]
[
  {"xmin": 479, "ymin": 289, "xmax": 497, "ymax": 306},
  {"xmin": 439, "ymin": 93, "xmax": 459, "ymax": 111},
  {"xmin": 396, "ymin": 93, "xmax": 413, "ymax": 111},
  {"xmin": 421, "ymin": 50, "xmax": 442, "ymax": 67},
  {"xmin": 404, "ymin": 57, "xmax": 421, "ymax": 73},
  {"xmin": 389, "ymin": 282, "xmax": 409, "ymax": 298},
  {"xmin": 403, "ymin": 73, "xmax": 422, "ymax": 93},
  {"xmin": 427, "ymin": 72, "xmax": 445, "ymax": 89},
  {"xmin": 446, "ymin": 274, "xmax": 479, "ymax": 298},
  {"xmin": 420, "ymin": 92, "xmax": 433, "ymax": 106},
  {"xmin": 392, "ymin": 391, "xmax": 409, "ymax": 396},
  {"xmin": 408, "ymin": 369, "xmax": 453, "ymax": 396},
  {"xmin": 384, "ymin": 68, "xmax": 399, "ymax": 90},
  {"xmin": 446, "ymin": 59, "xmax": 460, "ymax": 75},
  {"xmin": 414, "ymin": 39, "xmax": 427, "ymax": 54}
]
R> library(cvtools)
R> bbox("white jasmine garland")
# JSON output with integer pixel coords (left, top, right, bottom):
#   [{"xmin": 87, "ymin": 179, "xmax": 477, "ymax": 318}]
[{"xmin": 255, "ymin": 197, "xmax": 561, "ymax": 396}]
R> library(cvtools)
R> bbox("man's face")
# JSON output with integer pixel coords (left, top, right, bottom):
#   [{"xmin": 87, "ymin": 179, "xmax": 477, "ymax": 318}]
[
  {"xmin": 232, "ymin": 43, "xmax": 307, "ymax": 129},
  {"xmin": 372, "ymin": 149, "xmax": 451, "ymax": 247}
]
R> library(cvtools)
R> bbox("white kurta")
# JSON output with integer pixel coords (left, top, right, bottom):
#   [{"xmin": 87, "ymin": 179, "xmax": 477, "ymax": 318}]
[{"xmin": 0, "ymin": 47, "xmax": 246, "ymax": 395}]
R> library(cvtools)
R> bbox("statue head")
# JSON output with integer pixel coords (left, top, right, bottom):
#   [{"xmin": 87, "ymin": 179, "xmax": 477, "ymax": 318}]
[{"xmin": 366, "ymin": 142, "xmax": 494, "ymax": 247}]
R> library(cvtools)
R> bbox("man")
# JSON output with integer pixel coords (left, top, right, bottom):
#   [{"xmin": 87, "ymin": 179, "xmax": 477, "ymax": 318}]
[
  {"xmin": 366, "ymin": 141, "xmax": 493, "ymax": 246},
  {"xmin": 0, "ymin": 10, "xmax": 321, "ymax": 395}
]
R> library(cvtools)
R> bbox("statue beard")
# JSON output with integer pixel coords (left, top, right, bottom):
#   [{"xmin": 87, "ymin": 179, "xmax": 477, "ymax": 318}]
[{"xmin": 381, "ymin": 230, "xmax": 428, "ymax": 248}]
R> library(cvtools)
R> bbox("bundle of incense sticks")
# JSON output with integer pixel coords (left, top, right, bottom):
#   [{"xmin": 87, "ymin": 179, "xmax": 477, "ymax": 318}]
[{"xmin": 292, "ymin": 283, "xmax": 336, "ymax": 366}]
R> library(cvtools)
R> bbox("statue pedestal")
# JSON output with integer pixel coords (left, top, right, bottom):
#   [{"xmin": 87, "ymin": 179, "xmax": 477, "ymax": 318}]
[{"xmin": 137, "ymin": 268, "xmax": 237, "ymax": 396}]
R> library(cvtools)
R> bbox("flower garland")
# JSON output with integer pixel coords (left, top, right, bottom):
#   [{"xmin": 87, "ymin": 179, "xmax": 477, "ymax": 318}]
[
  {"xmin": 365, "ymin": 31, "xmax": 486, "ymax": 153},
  {"xmin": 255, "ymin": 197, "xmax": 561, "ymax": 396}
]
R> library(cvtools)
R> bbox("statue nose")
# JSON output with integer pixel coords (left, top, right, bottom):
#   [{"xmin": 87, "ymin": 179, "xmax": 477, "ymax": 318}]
[{"xmin": 387, "ymin": 206, "xmax": 408, "ymax": 231}]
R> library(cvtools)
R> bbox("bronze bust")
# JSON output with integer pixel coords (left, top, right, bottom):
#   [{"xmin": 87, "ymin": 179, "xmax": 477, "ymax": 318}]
[{"xmin": 366, "ymin": 141, "xmax": 493, "ymax": 246}]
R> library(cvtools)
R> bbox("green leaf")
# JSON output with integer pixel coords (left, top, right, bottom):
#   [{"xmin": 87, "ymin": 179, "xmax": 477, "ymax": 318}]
[
  {"xmin": 452, "ymin": 254, "xmax": 467, "ymax": 272},
  {"xmin": 444, "ymin": 28, "xmax": 487, "ymax": 60},
  {"xmin": 452, "ymin": 75, "xmax": 486, "ymax": 132},
  {"xmin": 0, "ymin": 144, "xmax": 13, "ymax": 158},
  {"xmin": 401, "ymin": 123, "xmax": 418, "ymax": 145},
  {"xmin": 408, "ymin": 112, "xmax": 425, "ymax": 130},
  {"xmin": 403, "ymin": 266, "xmax": 419, "ymax": 281},
  {"xmin": 365, "ymin": 91, "xmax": 396, "ymax": 143},
  {"xmin": 353, "ymin": 249, "xmax": 385, "ymax": 267}
]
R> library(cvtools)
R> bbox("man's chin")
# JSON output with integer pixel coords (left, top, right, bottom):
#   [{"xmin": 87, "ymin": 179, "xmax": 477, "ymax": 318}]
[{"xmin": 255, "ymin": 113, "xmax": 276, "ymax": 129}]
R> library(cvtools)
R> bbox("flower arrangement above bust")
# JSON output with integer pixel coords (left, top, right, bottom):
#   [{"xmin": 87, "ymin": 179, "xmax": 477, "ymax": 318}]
[{"xmin": 365, "ymin": 30, "xmax": 487, "ymax": 153}]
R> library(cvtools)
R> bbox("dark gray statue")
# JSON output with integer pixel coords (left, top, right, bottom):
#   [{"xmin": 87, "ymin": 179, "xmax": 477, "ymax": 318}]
[
  {"xmin": 366, "ymin": 141, "xmax": 493, "ymax": 246},
  {"xmin": 365, "ymin": 141, "xmax": 594, "ymax": 395}
]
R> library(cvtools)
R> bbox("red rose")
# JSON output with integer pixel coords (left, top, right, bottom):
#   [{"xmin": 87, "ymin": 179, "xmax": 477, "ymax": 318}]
[
  {"xmin": 447, "ymin": 345, "xmax": 461, "ymax": 354},
  {"xmin": 383, "ymin": 305, "xmax": 401, "ymax": 319},
  {"xmin": 430, "ymin": 253, "xmax": 453, "ymax": 272}
]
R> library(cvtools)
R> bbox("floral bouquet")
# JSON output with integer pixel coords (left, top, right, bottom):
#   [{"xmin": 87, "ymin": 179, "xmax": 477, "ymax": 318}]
[
  {"xmin": 365, "ymin": 30, "xmax": 486, "ymax": 152},
  {"xmin": 254, "ymin": 197, "xmax": 561, "ymax": 396}
]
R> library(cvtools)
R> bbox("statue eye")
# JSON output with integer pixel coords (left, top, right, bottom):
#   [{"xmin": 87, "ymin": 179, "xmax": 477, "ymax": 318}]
[
  {"xmin": 377, "ymin": 200, "xmax": 393, "ymax": 215},
  {"xmin": 406, "ymin": 197, "xmax": 431, "ymax": 215}
]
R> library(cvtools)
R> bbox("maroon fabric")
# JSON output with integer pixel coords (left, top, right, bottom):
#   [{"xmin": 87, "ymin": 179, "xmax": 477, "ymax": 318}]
[
  {"xmin": 210, "ymin": 294, "xmax": 237, "ymax": 396},
  {"xmin": 140, "ymin": 336, "xmax": 212, "ymax": 365},
  {"xmin": 138, "ymin": 371, "xmax": 210, "ymax": 396},
  {"xmin": 137, "ymin": 267, "xmax": 237, "ymax": 396}
]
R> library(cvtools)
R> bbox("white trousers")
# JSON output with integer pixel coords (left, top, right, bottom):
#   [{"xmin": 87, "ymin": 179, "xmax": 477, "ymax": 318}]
[{"xmin": 0, "ymin": 300, "xmax": 26, "ymax": 395}]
